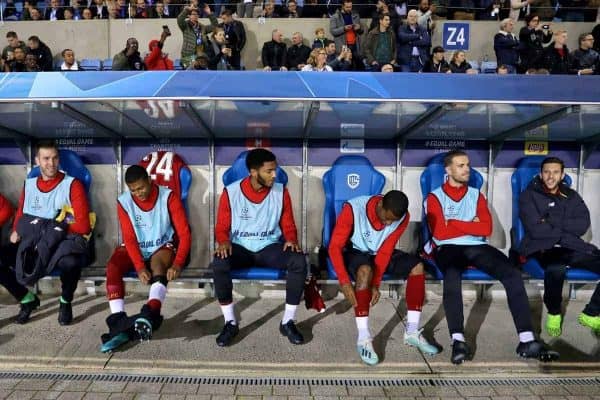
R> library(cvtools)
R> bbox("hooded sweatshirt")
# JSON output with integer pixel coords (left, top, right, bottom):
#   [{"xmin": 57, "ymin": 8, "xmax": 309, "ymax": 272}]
[{"xmin": 144, "ymin": 39, "xmax": 174, "ymax": 71}]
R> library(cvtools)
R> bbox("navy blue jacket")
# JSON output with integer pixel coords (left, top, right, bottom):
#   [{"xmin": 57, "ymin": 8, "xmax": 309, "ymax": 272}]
[
  {"xmin": 396, "ymin": 24, "xmax": 431, "ymax": 66},
  {"xmin": 494, "ymin": 32, "xmax": 520, "ymax": 67},
  {"xmin": 519, "ymin": 176, "xmax": 597, "ymax": 257}
]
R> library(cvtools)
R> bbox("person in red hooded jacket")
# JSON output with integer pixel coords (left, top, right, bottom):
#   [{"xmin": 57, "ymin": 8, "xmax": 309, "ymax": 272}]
[{"xmin": 144, "ymin": 29, "xmax": 174, "ymax": 71}]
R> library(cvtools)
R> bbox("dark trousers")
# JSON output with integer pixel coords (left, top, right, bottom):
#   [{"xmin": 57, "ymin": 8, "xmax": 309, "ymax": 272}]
[
  {"xmin": 533, "ymin": 248, "xmax": 600, "ymax": 316},
  {"xmin": 211, "ymin": 242, "xmax": 307, "ymax": 305},
  {"xmin": 436, "ymin": 244, "xmax": 534, "ymax": 335},
  {"xmin": 0, "ymin": 243, "xmax": 86, "ymax": 303}
]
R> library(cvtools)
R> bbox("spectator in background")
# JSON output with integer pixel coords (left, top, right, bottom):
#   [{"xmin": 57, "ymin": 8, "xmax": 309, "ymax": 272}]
[
  {"xmin": 24, "ymin": 52, "xmax": 41, "ymax": 72},
  {"xmin": 113, "ymin": 38, "xmax": 146, "ymax": 71},
  {"xmin": 449, "ymin": 50, "xmax": 473, "ymax": 73},
  {"xmin": 417, "ymin": 0, "xmax": 436, "ymax": 37},
  {"xmin": 325, "ymin": 40, "xmax": 353, "ymax": 70},
  {"xmin": 370, "ymin": 0, "xmax": 400, "ymax": 33},
  {"xmin": 556, "ymin": 0, "xmax": 588, "ymax": 22},
  {"xmin": 70, "ymin": 0, "xmax": 84, "ymax": 19},
  {"xmin": 187, "ymin": 54, "xmax": 210, "ymax": 70},
  {"xmin": 509, "ymin": 0, "xmax": 533, "ymax": 21},
  {"xmin": 541, "ymin": 30, "xmax": 575, "ymax": 74},
  {"xmin": 152, "ymin": 2, "xmax": 168, "ymax": 18},
  {"xmin": 571, "ymin": 33, "xmax": 599, "ymax": 75},
  {"xmin": 219, "ymin": 9, "xmax": 246, "ymax": 71},
  {"xmin": 2, "ymin": 0, "xmax": 20, "ymax": 21},
  {"xmin": 3, "ymin": 32, "xmax": 27, "ymax": 63},
  {"xmin": 4, "ymin": 47, "xmax": 26, "ymax": 72},
  {"xmin": 161, "ymin": 0, "xmax": 180, "ymax": 18},
  {"xmin": 313, "ymin": 28, "xmax": 328, "ymax": 49},
  {"xmin": 593, "ymin": 23, "xmax": 600, "ymax": 51},
  {"xmin": 107, "ymin": 3, "xmax": 120, "ymax": 19},
  {"xmin": 381, "ymin": 63, "xmax": 394, "ymax": 72},
  {"xmin": 262, "ymin": 29, "xmax": 288, "ymax": 71},
  {"xmin": 27, "ymin": 36, "xmax": 53, "ymax": 72},
  {"xmin": 302, "ymin": 48, "xmax": 333, "ymax": 71},
  {"xmin": 330, "ymin": 0, "xmax": 363, "ymax": 69},
  {"xmin": 27, "ymin": 7, "xmax": 44, "ymax": 20},
  {"xmin": 287, "ymin": 32, "xmax": 312, "ymax": 71},
  {"xmin": 303, "ymin": 0, "xmax": 327, "ymax": 18},
  {"xmin": 206, "ymin": 28, "xmax": 234, "ymax": 70},
  {"xmin": 497, "ymin": 64, "xmax": 510, "ymax": 74},
  {"xmin": 177, "ymin": 4, "xmax": 218, "ymax": 69},
  {"xmin": 397, "ymin": 9, "xmax": 431, "ymax": 72},
  {"xmin": 91, "ymin": 0, "xmax": 109, "ymax": 19},
  {"xmin": 45, "ymin": 0, "xmax": 64, "ymax": 20},
  {"xmin": 134, "ymin": 0, "xmax": 150, "ymax": 18},
  {"xmin": 262, "ymin": 1, "xmax": 281, "ymax": 17},
  {"xmin": 519, "ymin": 14, "xmax": 552, "ymax": 71},
  {"xmin": 60, "ymin": 49, "xmax": 82, "ymax": 71},
  {"xmin": 81, "ymin": 8, "xmax": 93, "ymax": 19},
  {"xmin": 285, "ymin": 0, "xmax": 302, "ymax": 17},
  {"xmin": 422, "ymin": 46, "xmax": 450, "ymax": 72},
  {"xmin": 364, "ymin": 13, "xmax": 396, "ymax": 71},
  {"xmin": 145, "ymin": 29, "xmax": 175, "ymax": 70},
  {"xmin": 494, "ymin": 18, "xmax": 520, "ymax": 73}
]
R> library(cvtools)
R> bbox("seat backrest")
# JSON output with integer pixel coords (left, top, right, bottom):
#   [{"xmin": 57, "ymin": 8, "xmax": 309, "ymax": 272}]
[
  {"xmin": 138, "ymin": 150, "xmax": 192, "ymax": 206},
  {"xmin": 102, "ymin": 58, "xmax": 113, "ymax": 71},
  {"xmin": 80, "ymin": 58, "xmax": 102, "ymax": 71},
  {"xmin": 420, "ymin": 152, "xmax": 484, "ymax": 245},
  {"xmin": 481, "ymin": 61, "xmax": 498, "ymax": 73},
  {"xmin": 321, "ymin": 155, "xmax": 385, "ymax": 247},
  {"xmin": 28, "ymin": 149, "xmax": 92, "ymax": 194},
  {"xmin": 222, "ymin": 150, "xmax": 288, "ymax": 186},
  {"xmin": 511, "ymin": 156, "xmax": 572, "ymax": 248}
]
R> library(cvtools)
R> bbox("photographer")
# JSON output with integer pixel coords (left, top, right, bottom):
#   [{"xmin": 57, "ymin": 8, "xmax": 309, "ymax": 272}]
[
  {"xmin": 206, "ymin": 28, "xmax": 233, "ymax": 70},
  {"xmin": 519, "ymin": 14, "xmax": 552, "ymax": 71},
  {"xmin": 177, "ymin": 3, "xmax": 218, "ymax": 69},
  {"xmin": 112, "ymin": 38, "xmax": 146, "ymax": 71},
  {"xmin": 145, "ymin": 26, "xmax": 175, "ymax": 70}
]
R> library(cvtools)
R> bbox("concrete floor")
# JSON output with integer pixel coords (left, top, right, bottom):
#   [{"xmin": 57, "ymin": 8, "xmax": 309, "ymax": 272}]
[{"xmin": 0, "ymin": 288, "xmax": 598, "ymax": 377}]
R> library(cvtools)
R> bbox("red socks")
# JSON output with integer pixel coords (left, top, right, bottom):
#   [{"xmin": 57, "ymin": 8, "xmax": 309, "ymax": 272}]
[
  {"xmin": 406, "ymin": 274, "xmax": 425, "ymax": 311},
  {"xmin": 354, "ymin": 289, "xmax": 372, "ymax": 317},
  {"xmin": 147, "ymin": 299, "xmax": 162, "ymax": 314}
]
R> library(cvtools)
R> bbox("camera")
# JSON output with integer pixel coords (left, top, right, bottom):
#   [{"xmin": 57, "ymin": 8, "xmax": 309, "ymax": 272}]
[
  {"xmin": 162, "ymin": 25, "xmax": 171, "ymax": 36},
  {"xmin": 542, "ymin": 24, "xmax": 549, "ymax": 29}
]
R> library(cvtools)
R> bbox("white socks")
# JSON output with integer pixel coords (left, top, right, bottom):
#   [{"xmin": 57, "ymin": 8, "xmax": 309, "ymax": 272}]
[
  {"xmin": 519, "ymin": 331, "xmax": 535, "ymax": 343},
  {"xmin": 282, "ymin": 304, "xmax": 297, "ymax": 324},
  {"xmin": 451, "ymin": 333, "xmax": 465, "ymax": 343},
  {"xmin": 356, "ymin": 316, "xmax": 371, "ymax": 343},
  {"xmin": 220, "ymin": 303, "xmax": 236, "ymax": 325},
  {"xmin": 406, "ymin": 310, "xmax": 421, "ymax": 335},
  {"xmin": 109, "ymin": 299, "xmax": 125, "ymax": 314},
  {"xmin": 149, "ymin": 282, "xmax": 167, "ymax": 303}
]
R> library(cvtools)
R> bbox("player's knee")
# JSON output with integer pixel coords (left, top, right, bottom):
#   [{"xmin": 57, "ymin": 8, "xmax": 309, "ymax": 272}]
[
  {"xmin": 287, "ymin": 253, "xmax": 307, "ymax": 274},
  {"xmin": 355, "ymin": 264, "xmax": 373, "ymax": 288}
]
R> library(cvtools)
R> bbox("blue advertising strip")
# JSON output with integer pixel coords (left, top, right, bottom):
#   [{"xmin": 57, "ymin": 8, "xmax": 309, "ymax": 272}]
[
  {"xmin": 308, "ymin": 140, "xmax": 397, "ymax": 167},
  {"xmin": 214, "ymin": 139, "xmax": 303, "ymax": 166},
  {"xmin": 402, "ymin": 140, "xmax": 489, "ymax": 168},
  {"xmin": 123, "ymin": 139, "xmax": 209, "ymax": 165},
  {"xmin": 56, "ymin": 138, "xmax": 116, "ymax": 164},
  {"xmin": 494, "ymin": 141, "xmax": 580, "ymax": 168},
  {"xmin": 1, "ymin": 72, "xmax": 599, "ymax": 104},
  {"xmin": 0, "ymin": 140, "xmax": 26, "ymax": 164}
]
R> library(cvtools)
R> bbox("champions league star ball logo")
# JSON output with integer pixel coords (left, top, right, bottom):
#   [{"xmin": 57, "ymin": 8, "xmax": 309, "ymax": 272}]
[
  {"xmin": 240, "ymin": 206, "xmax": 250, "ymax": 220},
  {"xmin": 347, "ymin": 174, "xmax": 360, "ymax": 189}
]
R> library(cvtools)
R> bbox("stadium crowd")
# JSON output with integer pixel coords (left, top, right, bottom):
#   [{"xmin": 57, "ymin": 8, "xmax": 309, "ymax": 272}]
[{"xmin": 1, "ymin": 0, "xmax": 599, "ymax": 73}]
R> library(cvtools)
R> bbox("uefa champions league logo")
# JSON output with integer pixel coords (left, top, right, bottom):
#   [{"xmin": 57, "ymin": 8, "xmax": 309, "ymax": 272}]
[{"xmin": 347, "ymin": 174, "xmax": 360, "ymax": 189}]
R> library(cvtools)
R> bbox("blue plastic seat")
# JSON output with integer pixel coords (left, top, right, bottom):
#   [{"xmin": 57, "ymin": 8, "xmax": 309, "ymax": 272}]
[
  {"xmin": 79, "ymin": 59, "xmax": 102, "ymax": 71},
  {"xmin": 511, "ymin": 156, "xmax": 599, "ymax": 282},
  {"xmin": 27, "ymin": 149, "xmax": 93, "ymax": 275},
  {"xmin": 481, "ymin": 61, "xmax": 498, "ymax": 74},
  {"xmin": 420, "ymin": 152, "xmax": 491, "ymax": 280},
  {"xmin": 221, "ymin": 150, "xmax": 289, "ymax": 280},
  {"xmin": 173, "ymin": 59, "xmax": 183, "ymax": 70},
  {"xmin": 321, "ymin": 155, "xmax": 386, "ymax": 280},
  {"xmin": 102, "ymin": 58, "xmax": 113, "ymax": 71},
  {"xmin": 468, "ymin": 60, "xmax": 480, "ymax": 73}
]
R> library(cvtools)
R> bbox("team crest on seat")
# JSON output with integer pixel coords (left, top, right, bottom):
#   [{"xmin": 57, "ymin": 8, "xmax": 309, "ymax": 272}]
[{"xmin": 347, "ymin": 173, "xmax": 360, "ymax": 189}]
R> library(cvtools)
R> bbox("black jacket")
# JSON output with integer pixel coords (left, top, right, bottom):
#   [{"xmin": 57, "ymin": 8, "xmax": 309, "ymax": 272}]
[
  {"xmin": 494, "ymin": 32, "xmax": 520, "ymax": 67},
  {"xmin": 423, "ymin": 58, "xmax": 450, "ymax": 73},
  {"xmin": 519, "ymin": 27, "xmax": 552, "ymax": 70},
  {"xmin": 29, "ymin": 40, "xmax": 54, "ymax": 72},
  {"xmin": 571, "ymin": 47, "xmax": 600, "ymax": 74},
  {"xmin": 261, "ymin": 40, "xmax": 287, "ymax": 70},
  {"xmin": 15, "ymin": 214, "xmax": 68, "ymax": 286},
  {"xmin": 518, "ymin": 175, "xmax": 597, "ymax": 257},
  {"xmin": 541, "ymin": 43, "xmax": 575, "ymax": 75},
  {"xmin": 286, "ymin": 44, "xmax": 311, "ymax": 70}
]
